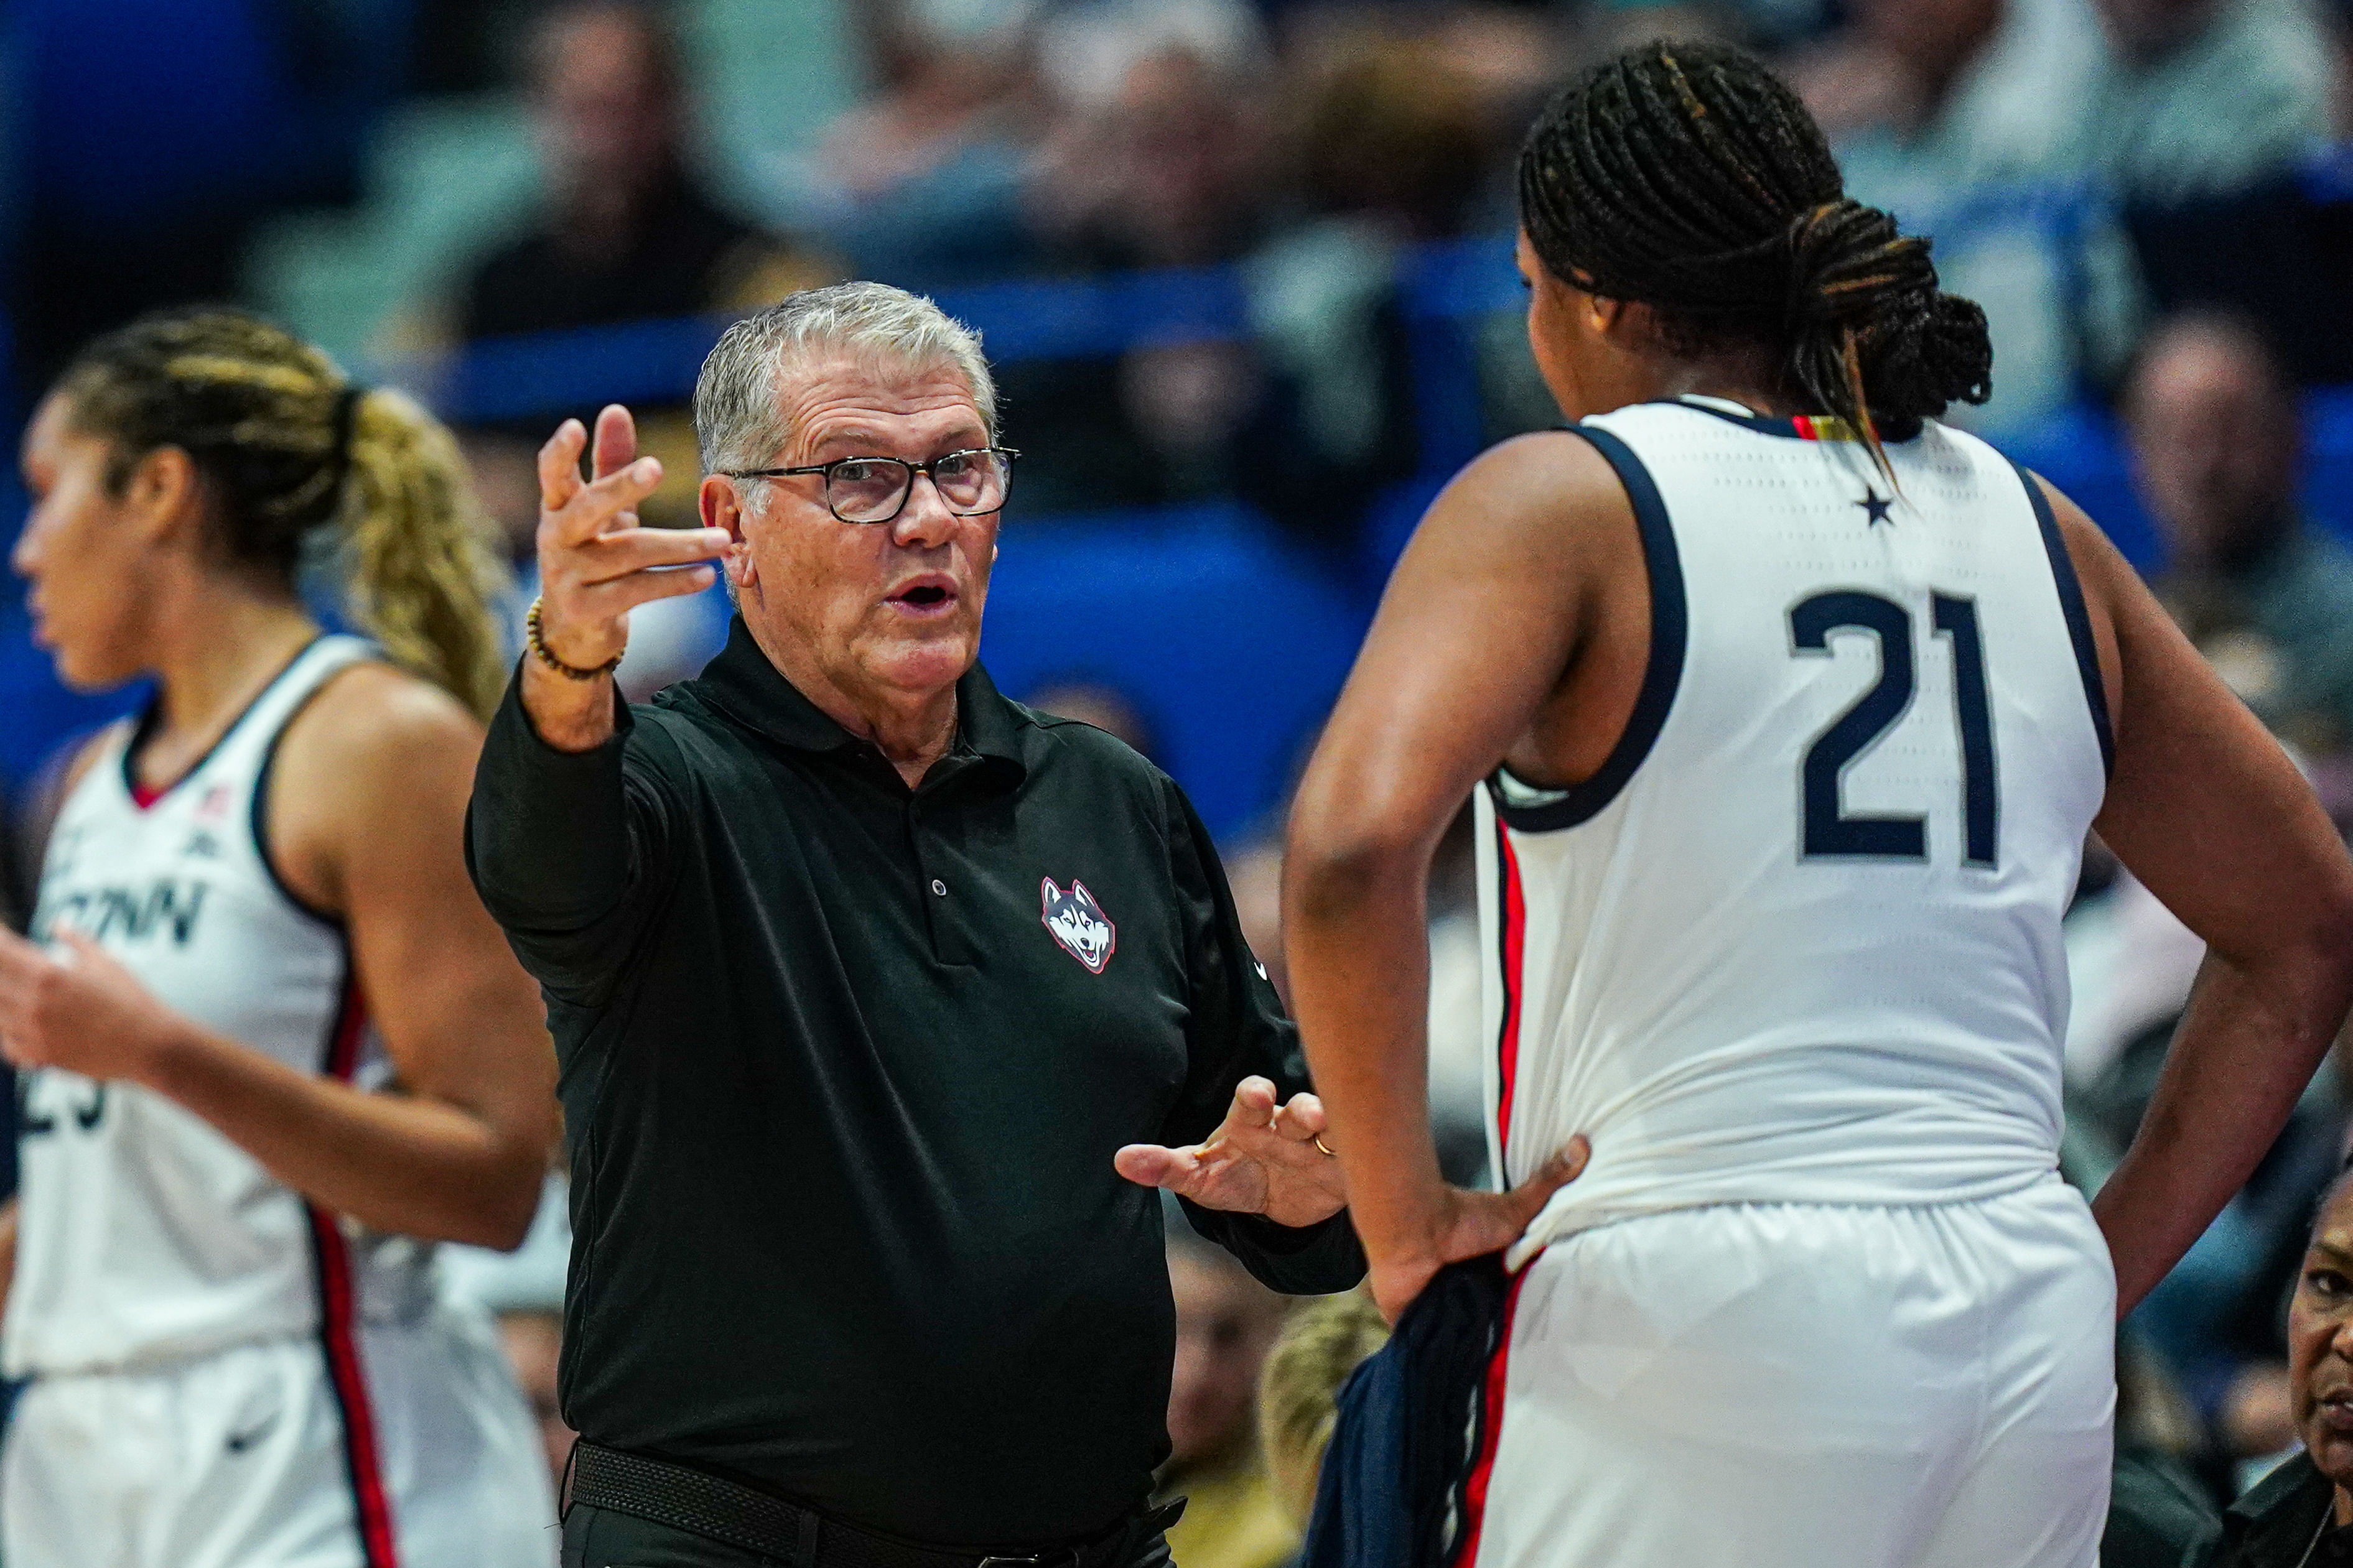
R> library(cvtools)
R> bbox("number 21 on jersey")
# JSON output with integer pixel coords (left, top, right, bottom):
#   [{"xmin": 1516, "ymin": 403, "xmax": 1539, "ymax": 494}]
[{"xmin": 1790, "ymin": 589, "xmax": 1997, "ymax": 869}]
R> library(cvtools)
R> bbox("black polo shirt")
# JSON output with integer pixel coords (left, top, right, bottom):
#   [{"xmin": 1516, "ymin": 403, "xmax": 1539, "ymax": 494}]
[{"xmin": 465, "ymin": 616, "xmax": 1363, "ymax": 1549}]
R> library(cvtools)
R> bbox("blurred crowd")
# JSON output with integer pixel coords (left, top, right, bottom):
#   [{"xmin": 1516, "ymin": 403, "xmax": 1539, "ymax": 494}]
[{"xmin": 8, "ymin": 0, "xmax": 2353, "ymax": 1562}]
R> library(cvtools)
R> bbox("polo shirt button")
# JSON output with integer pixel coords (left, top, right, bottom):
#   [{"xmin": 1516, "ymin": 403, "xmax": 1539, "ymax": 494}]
[{"xmin": 930, "ymin": 879, "xmax": 947, "ymax": 896}]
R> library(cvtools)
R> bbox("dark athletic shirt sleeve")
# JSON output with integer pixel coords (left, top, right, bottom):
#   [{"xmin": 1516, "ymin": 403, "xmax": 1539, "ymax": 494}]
[
  {"xmin": 457, "ymin": 620, "xmax": 1363, "ymax": 1548},
  {"xmin": 1158, "ymin": 777, "xmax": 1367, "ymax": 1293},
  {"xmin": 465, "ymin": 669, "xmax": 673, "ymax": 1008}
]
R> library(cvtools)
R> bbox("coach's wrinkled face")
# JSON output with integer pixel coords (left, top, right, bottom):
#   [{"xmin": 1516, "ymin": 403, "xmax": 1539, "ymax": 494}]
[
  {"xmin": 2290, "ymin": 1177, "xmax": 2353, "ymax": 1511},
  {"xmin": 705, "ymin": 356, "xmax": 999, "ymax": 710}
]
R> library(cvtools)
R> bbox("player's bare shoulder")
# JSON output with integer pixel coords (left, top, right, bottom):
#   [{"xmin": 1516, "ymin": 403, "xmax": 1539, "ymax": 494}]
[
  {"xmin": 279, "ymin": 661, "xmax": 484, "ymax": 784},
  {"xmin": 1403, "ymin": 427, "xmax": 1640, "ymax": 593},
  {"xmin": 264, "ymin": 661, "xmax": 489, "ymax": 913},
  {"xmin": 1442, "ymin": 428, "xmax": 1628, "ymax": 529}
]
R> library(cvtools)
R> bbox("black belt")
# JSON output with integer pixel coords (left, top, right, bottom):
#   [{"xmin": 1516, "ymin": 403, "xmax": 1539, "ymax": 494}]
[{"xmin": 567, "ymin": 1441, "xmax": 1183, "ymax": 1568}]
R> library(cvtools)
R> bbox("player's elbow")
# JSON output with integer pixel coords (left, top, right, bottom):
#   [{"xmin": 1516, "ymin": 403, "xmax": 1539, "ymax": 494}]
[
  {"xmin": 1283, "ymin": 810, "xmax": 1433, "ymax": 925},
  {"xmin": 442, "ymin": 1133, "xmax": 551, "ymax": 1252},
  {"xmin": 2225, "ymin": 867, "xmax": 2353, "ymax": 1014},
  {"xmin": 457, "ymin": 1166, "xmax": 545, "ymax": 1253},
  {"xmin": 2301, "ymin": 878, "xmax": 2353, "ymax": 998}
]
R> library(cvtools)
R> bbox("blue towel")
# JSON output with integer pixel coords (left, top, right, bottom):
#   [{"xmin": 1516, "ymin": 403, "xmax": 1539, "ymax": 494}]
[{"xmin": 1299, "ymin": 1255, "xmax": 1512, "ymax": 1568}]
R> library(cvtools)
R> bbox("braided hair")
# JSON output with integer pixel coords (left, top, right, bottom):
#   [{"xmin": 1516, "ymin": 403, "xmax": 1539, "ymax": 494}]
[
  {"xmin": 1517, "ymin": 39, "xmax": 1992, "ymax": 448},
  {"xmin": 55, "ymin": 309, "xmax": 510, "ymax": 718}
]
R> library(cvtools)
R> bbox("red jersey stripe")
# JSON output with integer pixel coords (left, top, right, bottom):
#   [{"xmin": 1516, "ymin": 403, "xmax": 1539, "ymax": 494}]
[
  {"xmin": 1451, "ymin": 1262, "xmax": 1534, "ymax": 1568},
  {"xmin": 312, "ymin": 977, "xmax": 400, "ymax": 1567},
  {"xmin": 1495, "ymin": 823, "xmax": 1527, "ymax": 1169}
]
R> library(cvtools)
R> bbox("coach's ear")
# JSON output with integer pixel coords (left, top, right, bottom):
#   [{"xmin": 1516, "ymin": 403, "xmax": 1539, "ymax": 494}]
[{"xmin": 700, "ymin": 475, "xmax": 758, "ymax": 591}]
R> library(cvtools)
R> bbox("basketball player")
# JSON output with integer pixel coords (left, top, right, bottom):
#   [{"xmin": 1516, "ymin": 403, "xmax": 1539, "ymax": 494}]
[
  {"xmin": 0, "ymin": 310, "xmax": 562, "ymax": 1567},
  {"xmin": 1282, "ymin": 42, "xmax": 2353, "ymax": 1568}
]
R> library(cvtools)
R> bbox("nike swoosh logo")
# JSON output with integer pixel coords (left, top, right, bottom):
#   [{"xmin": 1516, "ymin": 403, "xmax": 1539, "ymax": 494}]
[{"xmin": 225, "ymin": 1414, "xmax": 279, "ymax": 1454}]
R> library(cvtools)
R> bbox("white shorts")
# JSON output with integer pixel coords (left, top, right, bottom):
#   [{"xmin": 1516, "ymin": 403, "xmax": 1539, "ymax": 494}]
[
  {"xmin": 2, "ymin": 1302, "xmax": 558, "ymax": 1568},
  {"xmin": 1463, "ymin": 1177, "xmax": 2116, "ymax": 1568}
]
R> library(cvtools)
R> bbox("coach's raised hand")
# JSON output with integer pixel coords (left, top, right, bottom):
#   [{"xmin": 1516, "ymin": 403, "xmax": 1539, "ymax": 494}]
[{"xmin": 525, "ymin": 403, "xmax": 728, "ymax": 751}]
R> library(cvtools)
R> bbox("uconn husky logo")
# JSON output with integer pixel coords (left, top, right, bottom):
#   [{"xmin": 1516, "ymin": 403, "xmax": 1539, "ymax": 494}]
[{"xmin": 1040, "ymin": 878, "xmax": 1116, "ymax": 973}]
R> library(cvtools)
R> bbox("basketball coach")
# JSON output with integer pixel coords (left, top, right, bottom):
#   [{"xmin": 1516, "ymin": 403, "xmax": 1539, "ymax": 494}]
[{"xmin": 466, "ymin": 282, "xmax": 1414, "ymax": 1568}]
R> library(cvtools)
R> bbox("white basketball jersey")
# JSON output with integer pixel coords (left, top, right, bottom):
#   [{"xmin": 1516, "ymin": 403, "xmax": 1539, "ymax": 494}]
[
  {"xmin": 1481, "ymin": 398, "xmax": 2112, "ymax": 1265},
  {"xmin": 7, "ymin": 635, "xmax": 437, "ymax": 1378}
]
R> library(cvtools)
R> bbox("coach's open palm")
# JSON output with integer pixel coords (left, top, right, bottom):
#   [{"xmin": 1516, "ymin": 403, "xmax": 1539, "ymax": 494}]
[
  {"xmin": 1114, "ymin": 1075, "xmax": 1347, "ymax": 1228},
  {"xmin": 525, "ymin": 404, "xmax": 730, "ymax": 749}
]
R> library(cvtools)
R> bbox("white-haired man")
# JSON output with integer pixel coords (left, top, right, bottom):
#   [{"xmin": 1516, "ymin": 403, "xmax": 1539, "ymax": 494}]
[{"xmin": 466, "ymin": 283, "xmax": 1478, "ymax": 1568}]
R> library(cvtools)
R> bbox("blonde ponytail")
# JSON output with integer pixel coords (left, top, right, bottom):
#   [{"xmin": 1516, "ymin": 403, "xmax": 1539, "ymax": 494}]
[
  {"xmin": 338, "ymin": 388, "xmax": 511, "ymax": 720},
  {"xmin": 57, "ymin": 308, "xmax": 512, "ymax": 720}
]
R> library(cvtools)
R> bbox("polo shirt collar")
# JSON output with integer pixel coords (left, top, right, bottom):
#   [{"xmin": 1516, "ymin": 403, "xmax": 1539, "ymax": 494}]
[{"xmin": 694, "ymin": 614, "xmax": 1028, "ymax": 782}]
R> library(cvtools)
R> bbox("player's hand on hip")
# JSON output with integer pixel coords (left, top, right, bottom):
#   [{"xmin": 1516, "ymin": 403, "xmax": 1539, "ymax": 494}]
[
  {"xmin": 1112, "ymin": 1075, "xmax": 1348, "ymax": 1228},
  {"xmin": 1368, "ymin": 1135, "xmax": 1590, "ymax": 1323},
  {"xmin": 0, "ymin": 927, "xmax": 186, "ymax": 1085},
  {"xmin": 535, "ymin": 404, "xmax": 728, "ymax": 670}
]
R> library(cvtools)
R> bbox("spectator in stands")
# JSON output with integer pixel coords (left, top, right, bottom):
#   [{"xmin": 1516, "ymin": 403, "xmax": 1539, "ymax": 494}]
[
  {"xmin": 1229, "ymin": 39, "xmax": 1491, "ymax": 542},
  {"xmin": 2082, "ymin": 0, "xmax": 2336, "ymax": 206},
  {"xmin": 2126, "ymin": 311, "xmax": 2353, "ymax": 752},
  {"xmin": 811, "ymin": 0, "xmax": 1043, "ymax": 290},
  {"xmin": 1257, "ymin": 1291, "xmax": 1391, "ymax": 1528},
  {"xmin": 1793, "ymin": 0, "xmax": 2108, "ymax": 424},
  {"xmin": 2105, "ymin": 1333, "xmax": 2225, "ymax": 1566},
  {"xmin": 1158, "ymin": 1232, "xmax": 1298, "ymax": 1568},
  {"xmin": 1012, "ymin": 11, "xmax": 1273, "ymax": 514},
  {"xmin": 2205, "ymin": 1161, "xmax": 2353, "ymax": 1564},
  {"xmin": 459, "ymin": 1, "xmax": 829, "ymax": 340}
]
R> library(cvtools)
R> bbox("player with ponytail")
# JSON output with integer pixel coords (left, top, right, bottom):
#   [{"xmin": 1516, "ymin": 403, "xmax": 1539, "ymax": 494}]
[
  {"xmin": 0, "ymin": 308, "xmax": 562, "ymax": 1567},
  {"xmin": 1284, "ymin": 39, "xmax": 2353, "ymax": 1568}
]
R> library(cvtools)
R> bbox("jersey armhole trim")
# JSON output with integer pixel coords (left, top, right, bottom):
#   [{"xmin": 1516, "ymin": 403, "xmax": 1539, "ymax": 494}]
[
  {"xmin": 1484, "ymin": 423, "xmax": 1688, "ymax": 833},
  {"xmin": 2012, "ymin": 459, "xmax": 2116, "ymax": 779},
  {"xmin": 249, "ymin": 662, "xmax": 378, "ymax": 932}
]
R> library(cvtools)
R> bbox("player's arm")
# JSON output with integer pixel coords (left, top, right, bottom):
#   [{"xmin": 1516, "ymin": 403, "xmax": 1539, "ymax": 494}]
[
  {"xmin": 2049, "ymin": 476, "xmax": 2353, "ymax": 1315},
  {"xmin": 1282, "ymin": 433, "xmax": 1605, "ymax": 1319},
  {"xmin": 0, "ymin": 675, "xmax": 557, "ymax": 1250}
]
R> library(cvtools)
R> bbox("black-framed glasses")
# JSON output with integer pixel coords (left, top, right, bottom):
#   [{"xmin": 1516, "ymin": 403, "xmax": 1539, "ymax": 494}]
[{"xmin": 720, "ymin": 447, "xmax": 1019, "ymax": 525}]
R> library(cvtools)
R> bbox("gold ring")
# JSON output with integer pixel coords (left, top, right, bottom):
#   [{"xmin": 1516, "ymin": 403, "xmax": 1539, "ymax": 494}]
[{"xmin": 1313, "ymin": 1135, "xmax": 1337, "ymax": 1157}]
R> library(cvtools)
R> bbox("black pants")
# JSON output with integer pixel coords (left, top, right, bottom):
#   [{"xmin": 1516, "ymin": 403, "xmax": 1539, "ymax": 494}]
[{"xmin": 560, "ymin": 1505, "xmax": 1176, "ymax": 1568}]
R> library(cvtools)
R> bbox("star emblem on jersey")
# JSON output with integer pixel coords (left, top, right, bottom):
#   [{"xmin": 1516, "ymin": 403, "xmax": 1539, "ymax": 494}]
[
  {"xmin": 1040, "ymin": 878, "xmax": 1116, "ymax": 973},
  {"xmin": 1857, "ymin": 489, "xmax": 1894, "ymax": 527}
]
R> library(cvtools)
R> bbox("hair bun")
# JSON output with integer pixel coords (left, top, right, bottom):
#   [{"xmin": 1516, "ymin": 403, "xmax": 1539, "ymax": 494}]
[
  {"xmin": 1783, "ymin": 200, "xmax": 1935, "ymax": 331},
  {"xmin": 1515, "ymin": 40, "xmax": 1995, "ymax": 432}
]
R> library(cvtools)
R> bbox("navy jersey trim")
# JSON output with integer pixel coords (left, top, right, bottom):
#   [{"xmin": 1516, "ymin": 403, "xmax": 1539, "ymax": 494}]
[
  {"xmin": 1658, "ymin": 397, "xmax": 1927, "ymax": 446},
  {"xmin": 2013, "ymin": 461, "xmax": 2116, "ymax": 779},
  {"xmin": 120, "ymin": 633, "xmax": 328, "ymax": 809},
  {"xmin": 1486, "ymin": 424, "xmax": 1687, "ymax": 833},
  {"xmin": 1666, "ymin": 397, "xmax": 1804, "ymax": 438},
  {"xmin": 249, "ymin": 651, "xmax": 376, "ymax": 930}
]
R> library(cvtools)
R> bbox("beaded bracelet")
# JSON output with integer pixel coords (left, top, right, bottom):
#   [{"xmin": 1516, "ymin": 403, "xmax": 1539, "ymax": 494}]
[{"xmin": 525, "ymin": 596, "xmax": 623, "ymax": 681}]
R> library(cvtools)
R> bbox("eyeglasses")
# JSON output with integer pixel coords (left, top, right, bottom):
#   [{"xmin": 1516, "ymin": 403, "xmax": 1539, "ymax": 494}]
[{"xmin": 720, "ymin": 447, "xmax": 1018, "ymax": 525}]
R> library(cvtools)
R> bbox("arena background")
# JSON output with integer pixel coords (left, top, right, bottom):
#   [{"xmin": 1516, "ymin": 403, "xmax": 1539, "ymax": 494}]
[{"xmin": 2, "ymin": 0, "xmax": 2352, "ymax": 1557}]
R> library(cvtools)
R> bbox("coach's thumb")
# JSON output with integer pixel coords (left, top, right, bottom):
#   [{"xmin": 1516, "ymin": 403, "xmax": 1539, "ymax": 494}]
[{"xmin": 1506, "ymin": 1135, "xmax": 1591, "ymax": 1225}]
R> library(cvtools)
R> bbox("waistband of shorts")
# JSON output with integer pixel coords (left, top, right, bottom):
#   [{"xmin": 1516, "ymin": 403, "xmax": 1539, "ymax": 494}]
[{"xmin": 1506, "ymin": 1164, "xmax": 2065, "ymax": 1269}]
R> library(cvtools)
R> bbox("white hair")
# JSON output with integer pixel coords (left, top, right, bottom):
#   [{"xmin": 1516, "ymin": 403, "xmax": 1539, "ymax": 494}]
[{"xmin": 692, "ymin": 282, "xmax": 997, "ymax": 476}]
